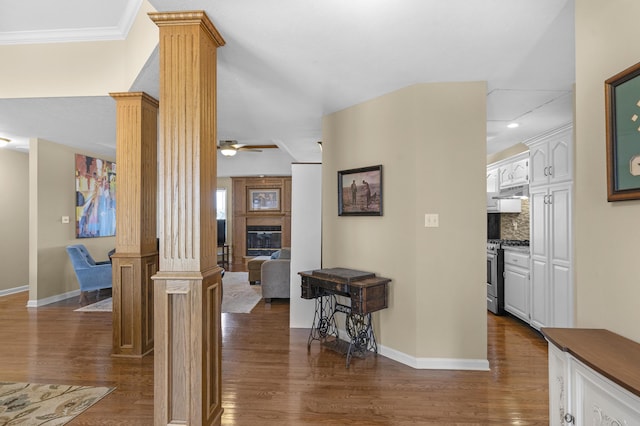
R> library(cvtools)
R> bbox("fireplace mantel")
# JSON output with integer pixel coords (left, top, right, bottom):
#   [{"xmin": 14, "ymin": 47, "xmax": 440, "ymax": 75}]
[{"xmin": 231, "ymin": 176, "xmax": 291, "ymax": 265}]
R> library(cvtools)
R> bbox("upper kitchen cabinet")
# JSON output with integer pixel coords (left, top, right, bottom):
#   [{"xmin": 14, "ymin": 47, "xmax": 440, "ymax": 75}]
[
  {"xmin": 527, "ymin": 125, "xmax": 573, "ymax": 188},
  {"xmin": 487, "ymin": 164, "xmax": 521, "ymax": 213},
  {"xmin": 499, "ymin": 152, "xmax": 529, "ymax": 189}
]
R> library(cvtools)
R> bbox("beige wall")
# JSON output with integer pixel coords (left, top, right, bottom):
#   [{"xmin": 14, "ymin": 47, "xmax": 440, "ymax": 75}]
[
  {"xmin": 487, "ymin": 143, "xmax": 528, "ymax": 165},
  {"xmin": 322, "ymin": 82, "xmax": 487, "ymax": 363},
  {"xmin": 0, "ymin": 149, "xmax": 29, "ymax": 292},
  {"xmin": 0, "ymin": 1, "xmax": 157, "ymax": 99},
  {"xmin": 29, "ymin": 139, "xmax": 115, "ymax": 303},
  {"xmin": 575, "ymin": 1, "xmax": 640, "ymax": 342}
]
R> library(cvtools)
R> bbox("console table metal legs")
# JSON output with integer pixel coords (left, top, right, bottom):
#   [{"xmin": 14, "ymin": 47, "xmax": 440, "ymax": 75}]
[{"xmin": 307, "ymin": 294, "xmax": 378, "ymax": 368}]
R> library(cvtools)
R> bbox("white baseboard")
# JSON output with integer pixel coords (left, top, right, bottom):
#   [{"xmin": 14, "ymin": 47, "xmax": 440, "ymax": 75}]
[
  {"xmin": 378, "ymin": 344, "xmax": 490, "ymax": 371},
  {"xmin": 0, "ymin": 285, "xmax": 29, "ymax": 297},
  {"xmin": 26, "ymin": 289, "xmax": 80, "ymax": 308},
  {"xmin": 330, "ymin": 325, "xmax": 490, "ymax": 371}
]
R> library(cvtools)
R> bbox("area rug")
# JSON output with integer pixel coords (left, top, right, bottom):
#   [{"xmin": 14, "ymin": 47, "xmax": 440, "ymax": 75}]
[
  {"xmin": 221, "ymin": 271, "xmax": 262, "ymax": 313},
  {"xmin": 75, "ymin": 272, "xmax": 261, "ymax": 314},
  {"xmin": 74, "ymin": 297, "xmax": 112, "ymax": 312},
  {"xmin": 0, "ymin": 382, "xmax": 114, "ymax": 425}
]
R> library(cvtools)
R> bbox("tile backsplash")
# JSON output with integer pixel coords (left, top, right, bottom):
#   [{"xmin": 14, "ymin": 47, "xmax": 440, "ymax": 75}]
[{"xmin": 500, "ymin": 198, "xmax": 530, "ymax": 240}]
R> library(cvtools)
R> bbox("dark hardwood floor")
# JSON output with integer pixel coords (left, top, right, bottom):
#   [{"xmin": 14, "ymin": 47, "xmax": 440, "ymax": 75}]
[{"xmin": 0, "ymin": 287, "xmax": 549, "ymax": 425}]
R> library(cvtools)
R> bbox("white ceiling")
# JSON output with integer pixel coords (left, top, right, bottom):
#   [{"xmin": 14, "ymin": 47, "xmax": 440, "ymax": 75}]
[{"xmin": 0, "ymin": 0, "xmax": 575, "ymax": 166}]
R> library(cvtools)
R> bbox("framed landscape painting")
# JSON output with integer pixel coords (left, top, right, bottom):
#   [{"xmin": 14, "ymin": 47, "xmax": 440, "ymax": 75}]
[
  {"xmin": 338, "ymin": 165, "xmax": 382, "ymax": 216},
  {"xmin": 248, "ymin": 188, "xmax": 281, "ymax": 211},
  {"xmin": 605, "ymin": 60, "xmax": 640, "ymax": 201}
]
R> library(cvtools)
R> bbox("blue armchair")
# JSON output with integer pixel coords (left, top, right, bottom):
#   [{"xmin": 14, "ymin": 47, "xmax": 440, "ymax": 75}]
[{"xmin": 65, "ymin": 244, "xmax": 113, "ymax": 303}]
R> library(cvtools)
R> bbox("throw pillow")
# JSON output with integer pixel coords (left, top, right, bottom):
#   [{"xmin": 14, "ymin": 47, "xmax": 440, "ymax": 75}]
[
  {"xmin": 279, "ymin": 248, "xmax": 291, "ymax": 259},
  {"xmin": 270, "ymin": 250, "xmax": 281, "ymax": 259}
]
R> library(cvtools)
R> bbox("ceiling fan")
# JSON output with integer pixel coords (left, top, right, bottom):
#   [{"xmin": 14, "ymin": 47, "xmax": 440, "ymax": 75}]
[{"xmin": 217, "ymin": 140, "xmax": 278, "ymax": 157}]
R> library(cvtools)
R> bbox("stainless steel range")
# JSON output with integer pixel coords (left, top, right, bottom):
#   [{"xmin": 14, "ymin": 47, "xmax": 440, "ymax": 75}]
[{"xmin": 486, "ymin": 239, "xmax": 529, "ymax": 315}]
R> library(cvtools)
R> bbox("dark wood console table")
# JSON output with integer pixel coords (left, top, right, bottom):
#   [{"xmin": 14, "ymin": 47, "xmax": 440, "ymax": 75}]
[{"xmin": 299, "ymin": 268, "xmax": 391, "ymax": 367}]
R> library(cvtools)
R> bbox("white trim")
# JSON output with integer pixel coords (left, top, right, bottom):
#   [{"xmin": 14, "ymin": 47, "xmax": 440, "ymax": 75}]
[
  {"xmin": 523, "ymin": 122, "xmax": 573, "ymax": 147},
  {"xmin": 26, "ymin": 290, "xmax": 80, "ymax": 308},
  {"xmin": 0, "ymin": 285, "xmax": 28, "ymax": 297},
  {"xmin": 327, "ymin": 331, "xmax": 491, "ymax": 371},
  {"xmin": 378, "ymin": 344, "xmax": 490, "ymax": 371},
  {"xmin": 0, "ymin": 0, "xmax": 142, "ymax": 45}
]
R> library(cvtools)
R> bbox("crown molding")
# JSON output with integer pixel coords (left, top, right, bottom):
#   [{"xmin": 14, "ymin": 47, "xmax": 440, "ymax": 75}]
[{"xmin": 0, "ymin": 0, "xmax": 142, "ymax": 45}]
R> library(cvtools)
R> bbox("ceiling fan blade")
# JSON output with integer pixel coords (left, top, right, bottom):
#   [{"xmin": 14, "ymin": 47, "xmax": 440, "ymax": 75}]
[
  {"xmin": 217, "ymin": 142, "xmax": 278, "ymax": 154},
  {"xmin": 238, "ymin": 144, "xmax": 279, "ymax": 150}
]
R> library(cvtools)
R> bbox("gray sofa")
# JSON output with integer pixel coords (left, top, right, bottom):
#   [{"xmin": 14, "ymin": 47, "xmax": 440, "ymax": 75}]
[{"xmin": 261, "ymin": 248, "xmax": 291, "ymax": 303}]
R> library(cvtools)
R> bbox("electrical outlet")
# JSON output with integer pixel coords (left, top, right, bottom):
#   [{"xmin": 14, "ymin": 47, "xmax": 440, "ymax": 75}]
[{"xmin": 424, "ymin": 213, "xmax": 439, "ymax": 228}]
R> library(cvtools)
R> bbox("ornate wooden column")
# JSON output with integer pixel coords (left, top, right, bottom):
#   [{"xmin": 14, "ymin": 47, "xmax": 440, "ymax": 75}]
[
  {"xmin": 149, "ymin": 11, "xmax": 225, "ymax": 426},
  {"xmin": 109, "ymin": 92, "xmax": 159, "ymax": 358}
]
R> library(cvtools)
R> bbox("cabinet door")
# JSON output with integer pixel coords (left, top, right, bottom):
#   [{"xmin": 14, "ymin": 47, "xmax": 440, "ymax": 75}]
[
  {"xmin": 487, "ymin": 167, "xmax": 499, "ymax": 192},
  {"xmin": 510, "ymin": 158, "xmax": 529, "ymax": 186},
  {"xmin": 499, "ymin": 165, "xmax": 512, "ymax": 189},
  {"xmin": 549, "ymin": 137, "xmax": 572, "ymax": 185},
  {"xmin": 530, "ymin": 187, "xmax": 549, "ymax": 329},
  {"xmin": 551, "ymin": 264, "xmax": 571, "ymax": 328},
  {"xmin": 572, "ymin": 361, "xmax": 640, "ymax": 426},
  {"xmin": 550, "ymin": 185, "xmax": 571, "ymax": 264},
  {"xmin": 530, "ymin": 189, "xmax": 548, "ymax": 259},
  {"xmin": 504, "ymin": 266, "xmax": 529, "ymax": 322},
  {"xmin": 548, "ymin": 345, "xmax": 569, "ymax": 426},
  {"xmin": 529, "ymin": 143, "xmax": 549, "ymax": 187},
  {"xmin": 530, "ymin": 257, "xmax": 548, "ymax": 330},
  {"xmin": 549, "ymin": 185, "xmax": 572, "ymax": 327}
]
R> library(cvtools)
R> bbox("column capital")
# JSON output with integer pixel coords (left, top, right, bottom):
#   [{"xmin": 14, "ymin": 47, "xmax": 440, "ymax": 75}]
[
  {"xmin": 109, "ymin": 91, "xmax": 159, "ymax": 107},
  {"xmin": 149, "ymin": 11, "xmax": 226, "ymax": 47}
]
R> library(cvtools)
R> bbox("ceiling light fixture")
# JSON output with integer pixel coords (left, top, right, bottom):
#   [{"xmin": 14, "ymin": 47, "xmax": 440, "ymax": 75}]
[
  {"xmin": 0, "ymin": 137, "xmax": 11, "ymax": 148},
  {"xmin": 220, "ymin": 147, "xmax": 237, "ymax": 156},
  {"xmin": 507, "ymin": 123, "xmax": 519, "ymax": 129}
]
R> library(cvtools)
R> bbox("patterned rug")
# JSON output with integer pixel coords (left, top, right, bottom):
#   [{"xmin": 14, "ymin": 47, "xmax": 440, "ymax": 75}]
[
  {"xmin": 0, "ymin": 382, "xmax": 114, "ymax": 425},
  {"xmin": 75, "ymin": 272, "xmax": 262, "ymax": 314}
]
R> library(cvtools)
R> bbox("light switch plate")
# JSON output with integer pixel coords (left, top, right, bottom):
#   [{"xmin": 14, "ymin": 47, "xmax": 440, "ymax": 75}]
[
  {"xmin": 424, "ymin": 213, "xmax": 439, "ymax": 228},
  {"xmin": 61, "ymin": 216, "xmax": 70, "ymax": 224}
]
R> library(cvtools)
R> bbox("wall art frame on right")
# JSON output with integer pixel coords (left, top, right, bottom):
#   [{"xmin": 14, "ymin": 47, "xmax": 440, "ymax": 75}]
[
  {"xmin": 605, "ymin": 60, "xmax": 640, "ymax": 201},
  {"xmin": 337, "ymin": 165, "xmax": 383, "ymax": 216}
]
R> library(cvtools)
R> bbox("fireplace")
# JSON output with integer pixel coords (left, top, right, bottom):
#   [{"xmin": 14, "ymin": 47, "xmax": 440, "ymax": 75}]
[{"xmin": 246, "ymin": 225, "xmax": 282, "ymax": 256}]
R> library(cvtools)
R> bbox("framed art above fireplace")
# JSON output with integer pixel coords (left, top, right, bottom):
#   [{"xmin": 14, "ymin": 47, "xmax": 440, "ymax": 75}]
[{"xmin": 248, "ymin": 188, "xmax": 281, "ymax": 211}]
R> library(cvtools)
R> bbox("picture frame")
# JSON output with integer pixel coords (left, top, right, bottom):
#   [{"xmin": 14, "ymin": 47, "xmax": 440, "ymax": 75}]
[
  {"xmin": 248, "ymin": 188, "xmax": 281, "ymax": 211},
  {"xmin": 338, "ymin": 165, "xmax": 383, "ymax": 216},
  {"xmin": 605, "ymin": 61, "xmax": 640, "ymax": 201},
  {"xmin": 75, "ymin": 154, "xmax": 116, "ymax": 238}
]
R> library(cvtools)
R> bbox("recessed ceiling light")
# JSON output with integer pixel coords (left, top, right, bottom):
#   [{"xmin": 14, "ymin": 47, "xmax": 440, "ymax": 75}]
[{"xmin": 507, "ymin": 123, "xmax": 519, "ymax": 129}]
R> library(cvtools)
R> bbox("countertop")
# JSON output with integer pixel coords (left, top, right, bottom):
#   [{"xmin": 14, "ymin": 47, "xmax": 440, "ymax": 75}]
[{"xmin": 542, "ymin": 328, "xmax": 640, "ymax": 398}]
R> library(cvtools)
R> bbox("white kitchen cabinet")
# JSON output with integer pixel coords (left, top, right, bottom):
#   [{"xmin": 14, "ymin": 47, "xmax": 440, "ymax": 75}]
[
  {"xmin": 499, "ymin": 153, "xmax": 529, "ymax": 189},
  {"xmin": 487, "ymin": 166, "xmax": 499, "ymax": 192},
  {"xmin": 529, "ymin": 183, "xmax": 572, "ymax": 329},
  {"xmin": 527, "ymin": 125, "xmax": 573, "ymax": 329},
  {"xmin": 503, "ymin": 249, "xmax": 530, "ymax": 323},
  {"xmin": 548, "ymin": 344, "xmax": 569, "ymax": 426},
  {"xmin": 573, "ymin": 361, "xmax": 640, "ymax": 425},
  {"xmin": 487, "ymin": 165, "xmax": 521, "ymax": 213},
  {"xmin": 544, "ymin": 329, "xmax": 640, "ymax": 426},
  {"xmin": 529, "ymin": 125, "xmax": 573, "ymax": 188}
]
